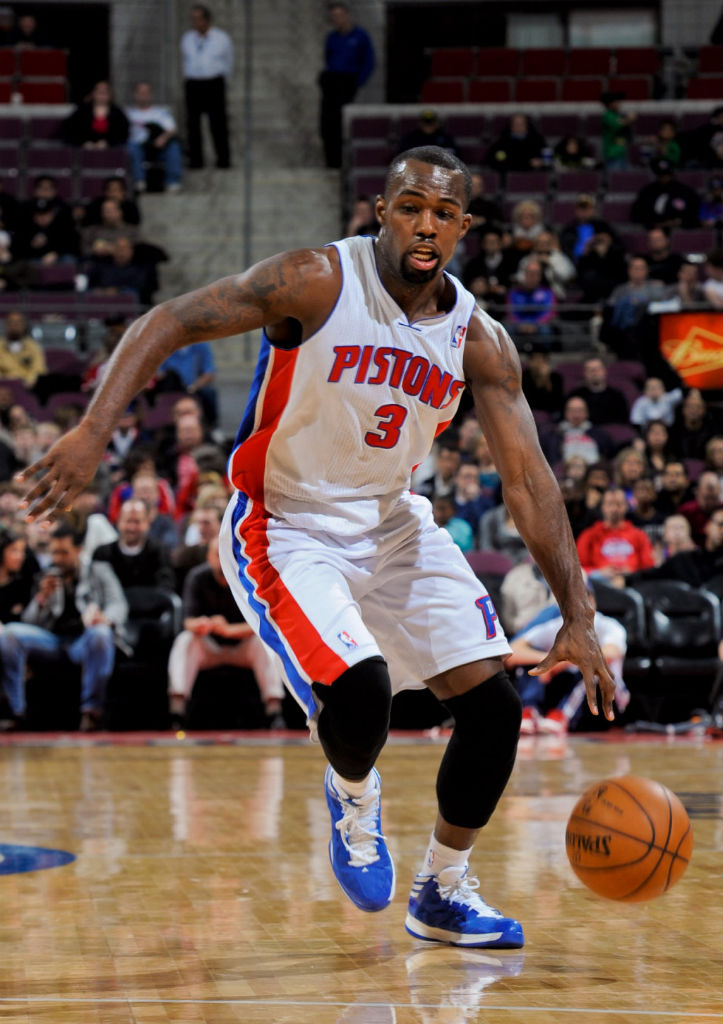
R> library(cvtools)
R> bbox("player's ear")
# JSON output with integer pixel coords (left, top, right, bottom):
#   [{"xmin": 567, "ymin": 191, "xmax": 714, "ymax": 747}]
[
  {"xmin": 459, "ymin": 212, "xmax": 472, "ymax": 239},
  {"xmin": 375, "ymin": 194, "xmax": 387, "ymax": 224}
]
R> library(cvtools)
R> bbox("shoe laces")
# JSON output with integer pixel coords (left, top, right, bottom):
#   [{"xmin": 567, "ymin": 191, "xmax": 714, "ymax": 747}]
[
  {"xmin": 335, "ymin": 786, "xmax": 384, "ymax": 867},
  {"xmin": 436, "ymin": 867, "xmax": 502, "ymax": 918}
]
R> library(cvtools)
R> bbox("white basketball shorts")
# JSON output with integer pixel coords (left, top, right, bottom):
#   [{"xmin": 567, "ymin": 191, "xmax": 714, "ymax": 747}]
[{"xmin": 219, "ymin": 489, "xmax": 511, "ymax": 721}]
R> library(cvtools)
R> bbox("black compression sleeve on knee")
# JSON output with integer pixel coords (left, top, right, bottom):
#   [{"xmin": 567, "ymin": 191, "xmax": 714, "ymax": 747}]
[
  {"xmin": 312, "ymin": 656, "xmax": 392, "ymax": 781},
  {"xmin": 436, "ymin": 670, "xmax": 522, "ymax": 830}
]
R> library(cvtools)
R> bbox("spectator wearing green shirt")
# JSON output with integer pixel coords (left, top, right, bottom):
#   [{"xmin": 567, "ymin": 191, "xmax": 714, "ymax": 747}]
[{"xmin": 601, "ymin": 91, "xmax": 636, "ymax": 170}]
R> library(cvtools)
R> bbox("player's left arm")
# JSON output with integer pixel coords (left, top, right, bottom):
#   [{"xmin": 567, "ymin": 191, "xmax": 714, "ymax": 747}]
[{"xmin": 463, "ymin": 309, "xmax": 616, "ymax": 719}]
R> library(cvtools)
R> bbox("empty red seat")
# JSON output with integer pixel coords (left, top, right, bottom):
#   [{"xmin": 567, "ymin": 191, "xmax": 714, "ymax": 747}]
[
  {"xmin": 420, "ymin": 79, "xmax": 466, "ymax": 103},
  {"xmin": 566, "ymin": 49, "xmax": 613, "ymax": 75},
  {"xmin": 476, "ymin": 48, "xmax": 520, "ymax": 77},
  {"xmin": 614, "ymin": 47, "xmax": 661, "ymax": 74},
  {"xmin": 0, "ymin": 48, "xmax": 15, "ymax": 75},
  {"xmin": 349, "ymin": 116, "xmax": 391, "ymax": 141},
  {"xmin": 468, "ymin": 78, "xmax": 512, "ymax": 102},
  {"xmin": 17, "ymin": 81, "xmax": 67, "ymax": 103},
  {"xmin": 686, "ymin": 76, "xmax": 723, "ymax": 100},
  {"xmin": 697, "ymin": 45, "xmax": 723, "ymax": 73},
  {"xmin": 608, "ymin": 75, "xmax": 652, "ymax": 100},
  {"xmin": 429, "ymin": 48, "xmax": 476, "ymax": 78},
  {"xmin": 560, "ymin": 78, "xmax": 606, "ymax": 102},
  {"xmin": 515, "ymin": 78, "xmax": 558, "ymax": 102},
  {"xmin": 0, "ymin": 81, "xmax": 12, "ymax": 103},
  {"xmin": 18, "ymin": 49, "xmax": 68, "ymax": 77},
  {"xmin": 520, "ymin": 48, "xmax": 566, "ymax": 76},
  {"xmin": 555, "ymin": 169, "xmax": 602, "ymax": 195}
]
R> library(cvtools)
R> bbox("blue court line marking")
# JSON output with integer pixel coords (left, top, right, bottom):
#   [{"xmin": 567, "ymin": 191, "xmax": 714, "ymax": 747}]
[{"xmin": 0, "ymin": 999, "xmax": 718, "ymax": 1016}]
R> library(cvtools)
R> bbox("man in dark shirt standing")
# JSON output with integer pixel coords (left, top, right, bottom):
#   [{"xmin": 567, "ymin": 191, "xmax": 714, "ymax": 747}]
[
  {"xmin": 93, "ymin": 498, "xmax": 175, "ymax": 590},
  {"xmin": 568, "ymin": 358, "xmax": 629, "ymax": 426},
  {"xmin": 167, "ymin": 538, "xmax": 286, "ymax": 728},
  {"xmin": 319, "ymin": 2, "xmax": 375, "ymax": 167}
]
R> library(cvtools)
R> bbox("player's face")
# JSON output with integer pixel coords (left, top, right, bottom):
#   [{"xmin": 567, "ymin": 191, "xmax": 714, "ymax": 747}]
[{"xmin": 376, "ymin": 161, "xmax": 471, "ymax": 285}]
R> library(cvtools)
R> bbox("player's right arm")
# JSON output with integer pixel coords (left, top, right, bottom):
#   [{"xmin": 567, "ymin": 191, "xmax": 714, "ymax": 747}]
[{"xmin": 18, "ymin": 247, "xmax": 341, "ymax": 521}]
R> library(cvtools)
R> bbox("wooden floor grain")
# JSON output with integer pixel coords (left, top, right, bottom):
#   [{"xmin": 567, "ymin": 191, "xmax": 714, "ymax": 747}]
[{"xmin": 0, "ymin": 731, "xmax": 720, "ymax": 1023}]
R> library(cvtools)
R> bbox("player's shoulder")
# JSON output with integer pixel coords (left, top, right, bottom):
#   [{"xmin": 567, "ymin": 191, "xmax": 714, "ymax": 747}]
[{"xmin": 463, "ymin": 305, "xmax": 522, "ymax": 383}]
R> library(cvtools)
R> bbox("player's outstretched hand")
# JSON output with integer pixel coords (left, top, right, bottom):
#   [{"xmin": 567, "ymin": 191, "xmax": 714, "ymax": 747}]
[
  {"xmin": 15, "ymin": 424, "xmax": 106, "ymax": 523},
  {"xmin": 529, "ymin": 617, "xmax": 616, "ymax": 720}
]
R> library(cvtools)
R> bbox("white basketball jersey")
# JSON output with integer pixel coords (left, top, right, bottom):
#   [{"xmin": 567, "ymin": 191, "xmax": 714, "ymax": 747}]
[{"xmin": 228, "ymin": 235, "xmax": 478, "ymax": 535}]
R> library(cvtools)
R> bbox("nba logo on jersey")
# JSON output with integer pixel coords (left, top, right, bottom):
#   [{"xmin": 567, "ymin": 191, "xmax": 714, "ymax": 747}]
[
  {"xmin": 451, "ymin": 324, "xmax": 467, "ymax": 349},
  {"xmin": 338, "ymin": 630, "xmax": 358, "ymax": 649}
]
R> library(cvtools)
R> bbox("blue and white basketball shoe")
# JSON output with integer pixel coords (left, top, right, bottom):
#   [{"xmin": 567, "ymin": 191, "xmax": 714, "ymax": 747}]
[
  {"xmin": 324, "ymin": 765, "xmax": 395, "ymax": 912},
  {"xmin": 405, "ymin": 865, "xmax": 524, "ymax": 947}
]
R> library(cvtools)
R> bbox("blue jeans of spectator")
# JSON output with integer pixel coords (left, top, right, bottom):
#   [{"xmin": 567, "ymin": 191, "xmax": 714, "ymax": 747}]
[
  {"xmin": 0, "ymin": 623, "xmax": 115, "ymax": 717},
  {"xmin": 127, "ymin": 138, "xmax": 183, "ymax": 187}
]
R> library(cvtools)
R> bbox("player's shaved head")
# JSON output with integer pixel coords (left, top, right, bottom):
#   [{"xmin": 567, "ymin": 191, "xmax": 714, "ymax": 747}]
[{"xmin": 385, "ymin": 146, "xmax": 473, "ymax": 208}]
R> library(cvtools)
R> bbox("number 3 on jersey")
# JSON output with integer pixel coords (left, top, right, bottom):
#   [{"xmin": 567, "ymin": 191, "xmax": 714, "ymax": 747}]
[{"xmin": 365, "ymin": 403, "xmax": 408, "ymax": 449}]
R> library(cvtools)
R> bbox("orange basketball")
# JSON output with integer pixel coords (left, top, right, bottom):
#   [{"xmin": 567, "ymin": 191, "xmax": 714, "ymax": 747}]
[{"xmin": 565, "ymin": 775, "xmax": 693, "ymax": 902}]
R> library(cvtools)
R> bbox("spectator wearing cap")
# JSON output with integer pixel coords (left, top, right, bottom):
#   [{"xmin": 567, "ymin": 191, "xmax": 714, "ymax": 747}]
[
  {"xmin": 601, "ymin": 91, "xmax": 636, "ymax": 170},
  {"xmin": 397, "ymin": 110, "xmax": 459, "ymax": 155},
  {"xmin": 631, "ymin": 159, "xmax": 701, "ymax": 229},
  {"xmin": 559, "ymin": 194, "xmax": 620, "ymax": 263},
  {"xmin": 699, "ymin": 176, "xmax": 723, "ymax": 228}
]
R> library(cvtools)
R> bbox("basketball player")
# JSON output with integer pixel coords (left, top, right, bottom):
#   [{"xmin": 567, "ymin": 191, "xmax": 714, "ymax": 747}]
[{"xmin": 17, "ymin": 147, "xmax": 615, "ymax": 948}]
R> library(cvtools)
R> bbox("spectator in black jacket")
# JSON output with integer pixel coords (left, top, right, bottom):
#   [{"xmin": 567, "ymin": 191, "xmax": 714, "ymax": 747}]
[
  {"xmin": 62, "ymin": 81, "xmax": 130, "ymax": 149},
  {"xmin": 397, "ymin": 109, "xmax": 458, "ymax": 155},
  {"xmin": 486, "ymin": 113, "xmax": 546, "ymax": 174},
  {"xmin": 567, "ymin": 358, "xmax": 629, "ymax": 425},
  {"xmin": 628, "ymin": 507, "xmax": 723, "ymax": 588},
  {"xmin": 644, "ymin": 227, "xmax": 684, "ymax": 284},
  {"xmin": 631, "ymin": 158, "xmax": 701, "ymax": 229},
  {"xmin": 93, "ymin": 498, "xmax": 175, "ymax": 590},
  {"xmin": 575, "ymin": 230, "xmax": 628, "ymax": 303}
]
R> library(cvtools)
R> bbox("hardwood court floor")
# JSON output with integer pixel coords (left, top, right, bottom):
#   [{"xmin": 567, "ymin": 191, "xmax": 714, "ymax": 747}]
[{"xmin": 0, "ymin": 729, "xmax": 720, "ymax": 1024}]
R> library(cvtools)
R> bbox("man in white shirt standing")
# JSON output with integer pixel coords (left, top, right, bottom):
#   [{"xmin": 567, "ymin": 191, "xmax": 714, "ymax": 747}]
[
  {"xmin": 125, "ymin": 82, "xmax": 184, "ymax": 193},
  {"xmin": 180, "ymin": 5, "xmax": 233, "ymax": 170}
]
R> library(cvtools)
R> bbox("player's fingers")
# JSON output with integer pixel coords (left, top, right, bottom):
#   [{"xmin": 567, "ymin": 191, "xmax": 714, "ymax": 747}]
[
  {"xmin": 529, "ymin": 646, "xmax": 564, "ymax": 676},
  {"xmin": 582, "ymin": 671, "xmax": 600, "ymax": 717},
  {"xmin": 24, "ymin": 480, "xmax": 72, "ymax": 523}
]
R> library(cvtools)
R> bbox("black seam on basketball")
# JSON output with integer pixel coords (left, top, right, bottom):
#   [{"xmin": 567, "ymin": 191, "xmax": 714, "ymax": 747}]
[
  {"xmin": 608, "ymin": 780, "xmax": 657, "ymax": 845},
  {"xmin": 618, "ymin": 785, "xmax": 673, "ymax": 899},
  {"xmin": 665, "ymin": 823, "xmax": 693, "ymax": 891}
]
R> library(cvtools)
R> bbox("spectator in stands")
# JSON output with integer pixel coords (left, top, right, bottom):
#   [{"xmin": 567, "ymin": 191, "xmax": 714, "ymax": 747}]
[
  {"xmin": 93, "ymin": 497, "xmax": 175, "ymax": 590},
  {"xmin": 518, "ymin": 231, "xmax": 576, "ymax": 300},
  {"xmin": 627, "ymin": 476, "xmax": 665, "ymax": 548},
  {"xmin": 466, "ymin": 173, "xmax": 504, "ymax": 236},
  {"xmin": 0, "ymin": 521, "xmax": 128, "ymax": 732},
  {"xmin": 567, "ymin": 357, "xmax": 629, "ymax": 425},
  {"xmin": 600, "ymin": 90, "xmax": 636, "ymax": 170},
  {"xmin": 704, "ymin": 435, "xmax": 723, "ymax": 491},
  {"xmin": 486, "ymin": 113, "xmax": 546, "ymax": 174},
  {"xmin": 87, "ymin": 236, "xmax": 155, "ymax": 304},
  {"xmin": 171, "ymin": 501, "xmax": 220, "ymax": 588},
  {"xmin": 553, "ymin": 135, "xmax": 596, "ymax": 170},
  {"xmin": 575, "ymin": 230, "xmax": 628, "ymax": 305},
  {"xmin": 509, "ymin": 199, "xmax": 546, "ymax": 254},
  {"xmin": 452, "ymin": 461, "xmax": 493, "ymax": 536},
  {"xmin": 539, "ymin": 396, "xmax": 615, "ymax": 468},
  {"xmin": 125, "ymin": 81, "xmax": 184, "ymax": 194},
  {"xmin": 657, "ymin": 260, "xmax": 707, "ymax": 308},
  {"xmin": 461, "ymin": 227, "xmax": 518, "ymax": 300},
  {"xmin": 659, "ymin": 513, "xmax": 696, "ymax": 560},
  {"xmin": 678, "ymin": 105, "xmax": 723, "ymax": 169},
  {"xmin": 344, "ymin": 195, "xmax": 379, "ymax": 237},
  {"xmin": 508, "ymin": 586, "xmax": 629, "ymax": 735},
  {"xmin": 507, "ymin": 259, "xmax": 557, "ymax": 351},
  {"xmin": 432, "ymin": 493, "xmax": 473, "ymax": 552},
  {"xmin": 702, "ymin": 249, "xmax": 723, "ymax": 309},
  {"xmin": 628, "ymin": 506, "xmax": 723, "ymax": 588},
  {"xmin": 181, "ymin": 5, "xmax": 233, "ymax": 170},
  {"xmin": 655, "ymin": 459, "xmax": 693, "ymax": 517},
  {"xmin": 478, "ymin": 501, "xmax": 528, "ymax": 564},
  {"xmin": 559, "ymin": 194, "xmax": 619, "ymax": 264},
  {"xmin": 397, "ymin": 109, "xmax": 458, "ymax": 156},
  {"xmin": 647, "ymin": 118, "xmax": 681, "ymax": 168},
  {"xmin": 12, "ymin": 197, "xmax": 80, "ymax": 266},
  {"xmin": 601, "ymin": 256, "xmax": 665, "ymax": 356},
  {"xmin": 521, "ymin": 350, "xmax": 563, "ymax": 416},
  {"xmin": 62, "ymin": 80, "xmax": 130, "ymax": 149},
  {"xmin": 168, "ymin": 537, "xmax": 284, "ymax": 729},
  {"xmin": 82, "ymin": 315, "xmax": 128, "ymax": 394},
  {"xmin": 678, "ymin": 470, "xmax": 723, "ymax": 546},
  {"xmin": 0, "ymin": 527, "xmax": 37, "ymax": 625},
  {"xmin": 699, "ymin": 175, "xmax": 723, "ymax": 227},
  {"xmin": 7, "ymin": 12, "xmax": 50, "ymax": 48},
  {"xmin": 81, "ymin": 198, "xmax": 141, "ymax": 260},
  {"xmin": 128, "ymin": 471, "xmax": 179, "ymax": 551},
  {"xmin": 83, "ymin": 176, "xmax": 141, "ymax": 227},
  {"xmin": 473, "ymin": 431, "xmax": 501, "ymax": 504},
  {"xmin": 669, "ymin": 388, "xmax": 720, "ymax": 460},
  {"xmin": 576, "ymin": 485, "xmax": 655, "ymax": 582},
  {"xmin": 499, "ymin": 559, "xmax": 553, "ymax": 637},
  {"xmin": 630, "ymin": 377, "xmax": 683, "ymax": 430},
  {"xmin": 644, "ymin": 227, "xmax": 684, "ymax": 284},
  {"xmin": 69, "ymin": 482, "xmax": 117, "ymax": 557},
  {"xmin": 107, "ymin": 448, "xmax": 175, "ymax": 518},
  {"xmin": 456, "ymin": 414, "xmax": 482, "ymax": 464},
  {"xmin": 103, "ymin": 402, "xmax": 149, "ymax": 477},
  {"xmin": 0, "ymin": 310, "xmax": 47, "ymax": 389},
  {"xmin": 637, "ymin": 420, "xmax": 674, "ymax": 488},
  {"xmin": 157, "ymin": 341, "xmax": 218, "ymax": 428},
  {"xmin": 415, "ymin": 439, "xmax": 460, "ymax": 501},
  {"xmin": 318, "ymin": 1, "xmax": 375, "ymax": 169},
  {"xmin": 630, "ymin": 158, "xmax": 701, "ymax": 229},
  {"xmin": 614, "ymin": 446, "xmax": 648, "ymax": 503}
]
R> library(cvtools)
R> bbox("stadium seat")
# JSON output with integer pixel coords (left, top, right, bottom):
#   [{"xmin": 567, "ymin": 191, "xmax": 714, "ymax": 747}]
[
  {"xmin": 505, "ymin": 170, "xmax": 552, "ymax": 195},
  {"xmin": 566, "ymin": 48, "xmax": 613, "ymax": 76},
  {"xmin": 350, "ymin": 143, "xmax": 392, "ymax": 168},
  {"xmin": 476, "ymin": 48, "xmax": 520, "ymax": 77},
  {"xmin": 537, "ymin": 113, "xmax": 581, "ymax": 139},
  {"xmin": 686, "ymin": 76, "xmax": 723, "ymax": 100},
  {"xmin": 420, "ymin": 79, "xmax": 466, "ymax": 103},
  {"xmin": 614, "ymin": 47, "xmax": 661, "ymax": 75},
  {"xmin": 607, "ymin": 75, "xmax": 652, "ymax": 100},
  {"xmin": 0, "ymin": 48, "xmax": 14, "ymax": 74},
  {"xmin": 0, "ymin": 117, "xmax": 23, "ymax": 146},
  {"xmin": 605, "ymin": 169, "xmax": 651, "ymax": 195},
  {"xmin": 515, "ymin": 78, "xmax": 558, "ymax": 102},
  {"xmin": 17, "ymin": 81, "xmax": 67, "ymax": 103},
  {"xmin": 669, "ymin": 228, "xmax": 717, "ymax": 256},
  {"xmin": 468, "ymin": 78, "xmax": 512, "ymax": 102},
  {"xmin": 28, "ymin": 116, "xmax": 64, "ymax": 143},
  {"xmin": 548, "ymin": 199, "xmax": 578, "ymax": 228},
  {"xmin": 697, "ymin": 45, "xmax": 723, "ymax": 73},
  {"xmin": 589, "ymin": 580, "xmax": 651, "ymax": 682},
  {"xmin": 554, "ymin": 169, "xmax": 602, "ymax": 196},
  {"xmin": 78, "ymin": 147, "xmax": 130, "ymax": 173},
  {"xmin": 429, "ymin": 48, "xmax": 476, "ymax": 78},
  {"xmin": 0, "ymin": 81, "xmax": 12, "ymax": 103},
  {"xmin": 520, "ymin": 48, "xmax": 566, "ymax": 76},
  {"xmin": 560, "ymin": 78, "xmax": 606, "ymax": 102},
  {"xmin": 349, "ymin": 115, "xmax": 392, "ymax": 141}
]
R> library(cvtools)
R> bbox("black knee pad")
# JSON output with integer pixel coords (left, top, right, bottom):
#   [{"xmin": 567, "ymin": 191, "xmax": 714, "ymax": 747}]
[
  {"xmin": 313, "ymin": 656, "xmax": 392, "ymax": 781},
  {"xmin": 436, "ymin": 670, "xmax": 522, "ymax": 830}
]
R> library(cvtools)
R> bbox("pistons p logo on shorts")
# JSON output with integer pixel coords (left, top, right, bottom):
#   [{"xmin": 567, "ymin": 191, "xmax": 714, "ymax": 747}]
[{"xmin": 338, "ymin": 630, "xmax": 359, "ymax": 649}]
